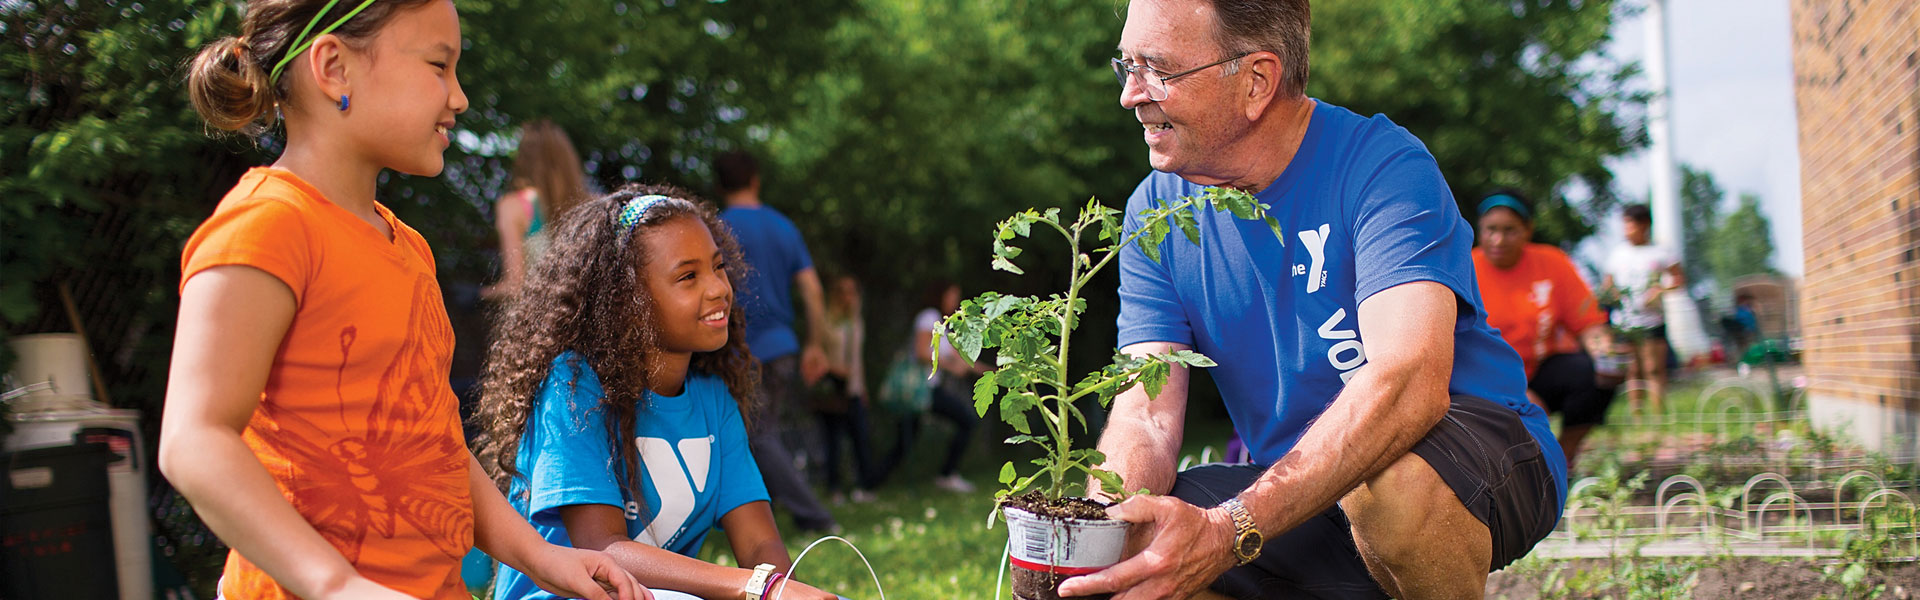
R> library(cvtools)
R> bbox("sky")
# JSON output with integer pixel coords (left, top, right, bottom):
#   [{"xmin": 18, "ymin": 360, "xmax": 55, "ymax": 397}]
[{"xmin": 1578, "ymin": 0, "xmax": 1805, "ymax": 276}]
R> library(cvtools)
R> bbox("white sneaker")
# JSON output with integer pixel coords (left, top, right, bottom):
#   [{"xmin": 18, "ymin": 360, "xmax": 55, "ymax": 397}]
[
  {"xmin": 933, "ymin": 474, "xmax": 976, "ymax": 494},
  {"xmin": 849, "ymin": 489, "xmax": 879, "ymax": 503}
]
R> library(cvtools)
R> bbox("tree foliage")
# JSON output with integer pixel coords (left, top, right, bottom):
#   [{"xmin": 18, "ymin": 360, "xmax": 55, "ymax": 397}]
[
  {"xmin": 1675, "ymin": 166, "xmax": 1777, "ymax": 298},
  {"xmin": 1679, "ymin": 163, "xmax": 1725, "ymax": 285},
  {"xmin": 1706, "ymin": 193, "xmax": 1777, "ymax": 289},
  {"xmin": 1312, "ymin": 0, "xmax": 1646, "ymax": 247}
]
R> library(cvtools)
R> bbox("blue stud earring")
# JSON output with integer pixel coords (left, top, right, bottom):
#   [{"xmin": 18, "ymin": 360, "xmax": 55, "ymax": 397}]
[{"xmin": 338, "ymin": 94, "xmax": 350, "ymax": 111}]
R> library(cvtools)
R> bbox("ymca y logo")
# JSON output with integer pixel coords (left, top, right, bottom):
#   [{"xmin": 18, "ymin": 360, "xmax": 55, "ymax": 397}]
[
  {"xmin": 627, "ymin": 435, "xmax": 715, "ymax": 548},
  {"xmin": 1296, "ymin": 224, "xmax": 1332, "ymax": 293}
]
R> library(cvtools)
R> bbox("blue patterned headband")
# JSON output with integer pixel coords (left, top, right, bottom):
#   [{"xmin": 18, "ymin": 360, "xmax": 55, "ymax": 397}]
[{"xmin": 617, "ymin": 194, "xmax": 673, "ymax": 231}]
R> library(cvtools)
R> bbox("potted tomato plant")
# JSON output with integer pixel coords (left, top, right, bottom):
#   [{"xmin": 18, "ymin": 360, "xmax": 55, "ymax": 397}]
[{"xmin": 936, "ymin": 187, "xmax": 1275, "ymax": 600}]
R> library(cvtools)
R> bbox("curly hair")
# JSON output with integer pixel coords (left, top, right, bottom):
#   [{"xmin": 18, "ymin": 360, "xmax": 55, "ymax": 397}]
[{"xmin": 474, "ymin": 183, "xmax": 759, "ymax": 504}]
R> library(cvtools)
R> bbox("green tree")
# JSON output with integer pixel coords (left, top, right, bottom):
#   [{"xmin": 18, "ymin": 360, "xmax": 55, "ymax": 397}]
[
  {"xmin": 1312, "ymin": 0, "xmax": 1646, "ymax": 247},
  {"xmin": 1679, "ymin": 163, "xmax": 1725, "ymax": 285},
  {"xmin": 1706, "ymin": 193, "xmax": 1776, "ymax": 287},
  {"xmin": 765, "ymin": 0, "xmax": 1647, "ymax": 373},
  {"xmin": 756, "ymin": 0, "xmax": 1156, "ymax": 380}
]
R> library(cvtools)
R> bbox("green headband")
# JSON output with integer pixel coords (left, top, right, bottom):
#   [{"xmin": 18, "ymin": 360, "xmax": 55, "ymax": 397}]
[{"xmin": 268, "ymin": 0, "xmax": 380, "ymax": 85}]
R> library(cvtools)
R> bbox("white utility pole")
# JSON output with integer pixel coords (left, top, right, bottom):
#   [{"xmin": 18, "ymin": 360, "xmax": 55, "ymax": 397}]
[{"xmin": 1644, "ymin": 0, "xmax": 1713, "ymax": 361}]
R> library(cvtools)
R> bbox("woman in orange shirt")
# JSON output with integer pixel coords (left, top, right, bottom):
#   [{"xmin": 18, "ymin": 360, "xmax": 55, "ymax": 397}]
[
  {"xmin": 164, "ymin": 2, "xmax": 644, "ymax": 598},
  {"xmin": 1471, "ymin": 191, "xmax": 1620, "ymax": 473}
]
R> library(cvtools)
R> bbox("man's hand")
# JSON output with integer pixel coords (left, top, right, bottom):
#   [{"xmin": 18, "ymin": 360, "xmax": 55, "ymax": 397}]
[
  {"xmin": 521, "ymin": 544, "xmax": 650, "ymax": 600},
  {"xmin": 800, "ymin": 344, "xmax": 829, "ymax": 386},
  {"xmin": 1056, "ymin": 495, "xmax": 1238, "ymax": 599}
]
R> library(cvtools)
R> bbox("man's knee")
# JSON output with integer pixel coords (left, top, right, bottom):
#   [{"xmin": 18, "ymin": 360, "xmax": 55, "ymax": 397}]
[{"xmin": 1340, "ymin": 452, "xmax": 1489, "ymax": 566}]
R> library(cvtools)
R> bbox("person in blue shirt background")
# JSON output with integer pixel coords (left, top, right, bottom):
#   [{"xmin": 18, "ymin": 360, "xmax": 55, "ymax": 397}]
[
  {"xmin": 476, "ymin": 187, "xmax": 840, "ymax": 600},
  {"xmin": 715, "ymin": 150, "xmax": 842, "ymax": 535},
  {"xmin": 1059, "ymin": 2, "xmax": 1566, "ymax": 599}
]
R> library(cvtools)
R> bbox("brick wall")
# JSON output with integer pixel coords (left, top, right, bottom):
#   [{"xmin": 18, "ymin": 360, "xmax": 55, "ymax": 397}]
[{"xmin": 1791, "ymin": 0, "xmax": 1920, "ymax": 456}]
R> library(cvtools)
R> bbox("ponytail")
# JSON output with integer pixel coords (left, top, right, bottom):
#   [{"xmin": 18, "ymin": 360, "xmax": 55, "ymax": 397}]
[{"xmin": 187, "ymin": 36, "xmax": 278, "ymax": 134}]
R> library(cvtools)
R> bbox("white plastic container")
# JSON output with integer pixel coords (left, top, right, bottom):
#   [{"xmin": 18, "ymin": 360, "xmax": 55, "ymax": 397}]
[
  {"xmin": 7, "ymin": 333, "xmax": 93, "ymax": 398},
  {"xmin": 5, "ymin": 408, "xmax": 152, "ymax": 600},
  {"xmin": 1003, "ymin": 504, "xmax": 1128, "ymax": 576}
]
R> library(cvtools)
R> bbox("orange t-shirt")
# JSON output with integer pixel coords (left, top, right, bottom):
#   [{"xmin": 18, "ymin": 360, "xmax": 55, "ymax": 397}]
[
  {"xmin": 1472, "ymin": 244, "xmax": 1608, "ymax": 377},
  {"xmin": 180, "ymin": 168, "xmax": 473, "ymax": 600}
]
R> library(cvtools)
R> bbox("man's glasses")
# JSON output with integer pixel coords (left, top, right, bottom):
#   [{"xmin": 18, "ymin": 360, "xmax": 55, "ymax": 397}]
[{"xmin": 1111, "ymin": 53, "xmax": 1250, "ymax": 102}]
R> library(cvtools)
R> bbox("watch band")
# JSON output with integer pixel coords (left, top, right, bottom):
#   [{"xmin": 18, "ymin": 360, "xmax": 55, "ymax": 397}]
[
  {"xmin": 1220, "ymin": 497, "xmax": 1261, "ymax": 565},
  {"xmin": 743, "ymin": 563, "xmax": 777, "ymax": 600}
]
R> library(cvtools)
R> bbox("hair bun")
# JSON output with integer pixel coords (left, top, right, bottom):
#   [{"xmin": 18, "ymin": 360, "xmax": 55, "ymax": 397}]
[{"xmin": 187, "ymin": 35, "xmax": 277, "ymax": 134}]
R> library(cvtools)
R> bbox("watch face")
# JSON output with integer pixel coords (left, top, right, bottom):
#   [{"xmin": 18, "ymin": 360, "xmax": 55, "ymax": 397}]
[{"xmin": 1236, "ymin": 531, "xmax": 1262, "ymax": 559}]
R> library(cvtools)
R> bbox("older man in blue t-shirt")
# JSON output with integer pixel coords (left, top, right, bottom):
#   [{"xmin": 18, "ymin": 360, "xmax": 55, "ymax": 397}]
[{"xmin": 1058, "ymin": 2, "xmax": 1565, "ymax": 600}]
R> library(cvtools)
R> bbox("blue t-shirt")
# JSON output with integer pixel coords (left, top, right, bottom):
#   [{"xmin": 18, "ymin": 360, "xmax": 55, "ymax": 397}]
[
  {"xmin": 493, "ymin": 352, "xmax": 769, "ymax": 600},
  {"xmin": 1114, "ymin": 100, "xmax": 1567, "ymax": 512},
  {"xmin": 720, "ymin": 205, "xmax": 814, "ymax": 360}
]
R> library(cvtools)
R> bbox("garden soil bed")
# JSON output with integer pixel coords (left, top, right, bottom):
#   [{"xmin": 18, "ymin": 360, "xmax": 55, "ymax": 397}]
[{"xmin": 1486, "ymin": 558, "xmax": 1920, "ymax": 599}]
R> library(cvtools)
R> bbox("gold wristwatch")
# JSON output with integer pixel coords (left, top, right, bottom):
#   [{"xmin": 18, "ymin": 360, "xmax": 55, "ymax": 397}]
[
  {"xmin": 1219, "ymin": 497, "xmax": 1262, "ymax": 565},
  {"xmin": 742, "ymin": 563, "xmax": 776, "ymax": 600}
]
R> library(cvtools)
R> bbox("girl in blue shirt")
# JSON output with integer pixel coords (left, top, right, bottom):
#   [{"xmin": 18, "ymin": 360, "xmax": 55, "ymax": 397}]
[{"xmin": 477, "ymin": 185, "xmax": 840, "ymax": 600}]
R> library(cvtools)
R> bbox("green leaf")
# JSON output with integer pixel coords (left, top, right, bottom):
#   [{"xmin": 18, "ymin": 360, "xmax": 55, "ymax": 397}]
[
  {"xmin": 983, "ymin": 294, "xmax": 1024, "ymax": 320},
  {"xmin": 1139, "ymin": 361, "xmax": 1171, "ymax": 399},
  {"xmin": 1161, "ymin": 349, "xmax": 1218, "ymax": 368},
  {"xmin": 1140, "ymin": 220, "xmax": 1167, "ymax": 264},
  {"xmin": 1069, "ymin": 448, "xmax": 1108, "ymax": 465},
  {"xmin": 999, "ymin": 461, "xmax": 1017, "ymax": 484},
  {"xmin": 1002, "ymin": 400, "xmax": 1031, "ymax": 434},
  {"xmin": 991, "ymin": 254, "xmax": 1026, "ymax": 275},
  {"xmin": 1011, "ymin": 212, "xmax": 1034, "ymax": 237},
  {"xmin": 1172, "ymin": 206, "xmax": 1201, "ymax": 246},
  {"xmin": 1090, "ymin": 468, "xmax": 1127, "ymax": 497},
  {"xmin": 972, "ymin": 371, "xmax": 999, "ymax": 414}
]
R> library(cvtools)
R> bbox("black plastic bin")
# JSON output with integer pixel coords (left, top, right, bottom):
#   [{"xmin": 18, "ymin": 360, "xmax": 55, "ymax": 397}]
[{"xmin": 0, "ymin": 443, "xmax": 119, "ymax": 600}]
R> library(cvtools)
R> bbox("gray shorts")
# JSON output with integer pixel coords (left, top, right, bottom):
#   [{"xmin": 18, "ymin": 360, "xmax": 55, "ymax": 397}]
[{"xmin": 1170, "ymin": 394, "xmax": 1559, "ymax": 599}]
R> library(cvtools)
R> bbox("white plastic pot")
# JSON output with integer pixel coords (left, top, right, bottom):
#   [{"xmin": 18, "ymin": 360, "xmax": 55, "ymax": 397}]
[{"xmin": 1003, "ymin": 504, "xmax": 1128, "ymax": 577}]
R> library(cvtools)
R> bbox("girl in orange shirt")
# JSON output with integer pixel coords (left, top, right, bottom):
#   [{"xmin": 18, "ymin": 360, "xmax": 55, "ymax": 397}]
[{"xmin": 164, "ymin": 2, "xmax": 645, "ymax": 599}]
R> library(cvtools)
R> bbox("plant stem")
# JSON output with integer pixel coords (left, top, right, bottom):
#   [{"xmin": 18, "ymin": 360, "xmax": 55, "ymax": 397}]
[
  {"xmin": 1036, "ymin": 196, "xmax": 1202, "ymax": 500},
  {"xmin": 1050, "ymin": 216, "xmax": 1086, "ymax": 500}
]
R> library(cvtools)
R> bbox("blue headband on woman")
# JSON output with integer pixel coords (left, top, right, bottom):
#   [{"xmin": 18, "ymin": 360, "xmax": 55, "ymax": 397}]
[
  {"xmin": 1477, "ymin": 194, "xmax": 1532, "ymax": 222},
  {"xmin": 617, "ymin": 194, "xmax": 672, "ymax": 231}
]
